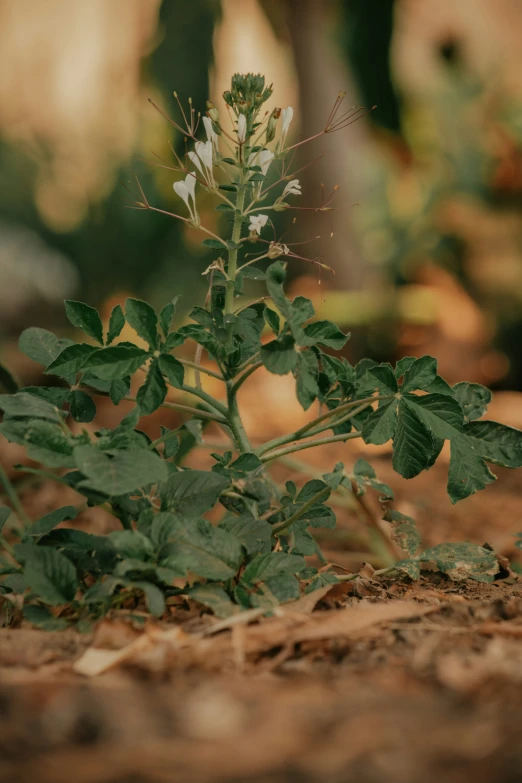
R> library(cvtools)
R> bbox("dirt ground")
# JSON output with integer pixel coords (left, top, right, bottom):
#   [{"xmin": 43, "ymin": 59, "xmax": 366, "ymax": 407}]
[{"xmin": 2, "ymin": 390, "xmax": 522, "ymax": 783}]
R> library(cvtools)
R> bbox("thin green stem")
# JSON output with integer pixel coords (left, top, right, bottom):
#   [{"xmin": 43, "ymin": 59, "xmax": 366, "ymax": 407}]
[
  {"xmin": 260, "ymin": 431, "xmax": 362, "ymax": 463},
  {"xmin": 235, "ymin": 351, "xmax": 260, "ymax": 376},
  {"xmin": 336, "ymin": 566, "xmax": 396, "ymax": 583},
  {"xmin": 86, "ymin": 388, "xmax": 226, "ymax": 424},
  {"xmin": 226, "ymin": 386, "xmax": 253, "ymax": 453},
  {"xmin": 229, "ymin": 361, "xmax": 263, "ymax": 396},
  {"xmin": 181, "ymin": 384, "xmax": 228, "ymax": 417},
  {"xmin": 255, "ymin": 395, "xmax": 392, "ymax": 457},
  {"xmin": 176, "ymin": 358, "xmax": 223, "ymax": 381},
  {"xmin": 273, "ymin": 486, "xmax": 330, "ymax": 535},
  {"xmin": 224, "ymin": 172, "xmax": 247, "ymax": 344},
  {"xmin": 0, "ymin": 463, "xmax": 31, "ymax": 526}
]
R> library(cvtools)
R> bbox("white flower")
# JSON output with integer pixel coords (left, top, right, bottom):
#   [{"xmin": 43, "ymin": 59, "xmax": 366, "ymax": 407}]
[
  {"xmin": 237, "ymin": 113, "xmax": 247, "ymax": 143},
  {"xmin": 282, "ymin": 179, "xmax": 301, "ymax": 198},
  {"xmin": 249, "ymin": 213, "xmax": 269, "ymax": 235},
  {"xmin": 203, "ymin": 116, "xmax": 218, "ymax": 150},
  {"xmin": 280, "ymin": 106, "xmax": 294, "ymax": 146},
  {"xmin": 188, "ymin": 140, "xmax": 215, "ymax": 187},
  {"xmin": 173, "ymin": 173, "xmax": 198, "ymax": 223},
  {"xmin": 248, "ymin": 148, "xmax": 274, "ymax": 178}
]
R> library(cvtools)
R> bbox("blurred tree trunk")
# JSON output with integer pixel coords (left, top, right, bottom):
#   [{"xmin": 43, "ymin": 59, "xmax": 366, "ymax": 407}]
[{"xmin": 286, "ymin": 0, "xmax": 372, "ymax": 290}]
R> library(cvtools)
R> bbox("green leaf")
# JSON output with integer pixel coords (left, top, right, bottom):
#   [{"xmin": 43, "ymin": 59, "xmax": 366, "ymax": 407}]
[
  {"xmin": 305, "ymin": 571, "xmax": 340, "ymax": 593},
  {"xmin": 64, "ymin": 300, "xmax": 104, "ymax": 344},
  {"xmin": 264, "ymin": 307, "xmax": 280, "ymax": 334},
  {"xmin": 362, "ymin": 400, "xmax": 398, "ymax": 445},
  {"xmin": 260, "ymin": 334, "xmax": 298, "ymax": 375},
  {"xmin": 403, "ymin": 393, "xmax": 464, "ymax": 439},
  {"xmin": 359, "ymin": 363, "xmax": 398, "ymax": 394},
  {"xmin": 160, "ymin": 470, "xmax": 230, "ymax": 516},
  {"xmin": 251, "ymin": 572, "xmax": 301, "ymax": 607},
  {"xmin": 242, "ymin": 551, "xmax": 306, "ymax": 584},
  {"xmin": 109, "ymin": 530, "xmax": 154, "ymax": 560},
  {"xmin": 400, "ymin": 356, "xmax": 437, "ymax": 393},
  {"xmin": 23, "ymin": 506, "xmax": 77, "ymax": 540},
  {"xmin": 74, "ymin": 445, "xmax": 168, "ymax": 496},
  {"xmin": 0, "ymin": 392, "xmax": 62, "ymax": 421},
  {"xmin": 383, "ymin": 509, "xmax": 421, "ymax": 556},
  {"xmin": 464, "ymin": 420, "xmax": 522, "ymax": 468},
  {"xmin": 395, "ymin": 356, "xmax": 416, "ymax": 379},
  {"xmin": 352, "ymin": 459, "xmax": 394, "ymax": 501},
  {"xmin": 303, "ymin": 320, "xmax": 349, "ymax": 350},
  {"xmin": 392, "ymin": 400, "xmax": 435, "ymax": 479},
  {"xmin": 202, "ymin": 238, "xmax": 227, "ymax": 249},
  {"xmin": 238, "ymin": 265, "xmax": 266, "ymax": 281},
  {"xmin": 81, "ymin": 345, "xmax": 149, "ymax": 380},
  {"xmin": 70, "ymin": 390, "xmax": 96, "ymax": 422},
  {"xmin": 159, "ymin": 297, "xmax": 180, "ymax": 337},
  {"xmin": 107, "ymin": 304, "xmax": 125, "ymax": 345},
  {"xmin": 0, "ymin": 362, "xmax": 19, "ymax": 393},
  {"xmin": 23, "ymin": 605, "xmax": 69, "ymax": 631},
  {"xmin": 452, "ymin": 382, "xmax": 491, "ymax": 422},
  {"xmin": 136, "ymin": 360, "xmax": 167, "ymax": 415},
  {"xmin": 265, "ymin": 262, "xmax": 312, "ymax": 346},
  {"xmin": 220, "ymin": 513, "xmax": 272, "ymax": 555},
  {"xmin": 421, "ymin": 542, "xmax": 498, "ymax": 583},
  {"xmin": 159, "ymin": 514, "xmax": 243, "ymax": 580},
  {"xmin": 394, "ymin": 559, "xmax": 420, "ymax": 580},
  {"xmin": 447, "ymin": 436, "xmax": 496, "ymax": 503},
  {"xmin": 190, "ymin": 584, "xmax": 238, "ymax": 618},
  {"xmin": 0, "ymin": 419, "xmax": 75, "ymax": 467},
  {"xmin": 295, "ymin": 351, "xmax": 319, "ymax": 410},
  {"xmin": 131, "ymin": 581, "xmax": 165, "ymax": 617},
  {"xmin": 23, "ymin": 547, "xmax": 78, "ymax": 605},
  {"xmin": 124, "ymin": 298, "xmax": 159, "ymax": 348},
  {"xmin": 158, "ymin": 354, "xmax": 185, "ymax": 389},
  {"xmin": 45, "ymin": 344, "xmax": 98, "ymax": 377},
  {"xmin": 109, "ymin": 377, "xmax": 130, "ymax": 405},
  {"xmin": 19, "ymin": 327, "xmax": 73, "ymax": 368}
]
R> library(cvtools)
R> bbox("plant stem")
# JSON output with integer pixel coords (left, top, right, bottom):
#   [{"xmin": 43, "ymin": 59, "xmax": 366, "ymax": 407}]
[
  {"xmin": 273, "ymin": 486, "xmax": 330, "ymax": 535},
  {"xmin": 336, "ymin": 566, "xmax": 396, "ymax": 583},
  {"xmin": 0, "ymin": 463, "xmax": 31, "ymax": 526},
  {"xmin": 229, "ymin": 361, "xmax": 263, "ymax": 396},
  {"xmin": 176, "ymin": 358, "xmax": 223, "ymax": 381},
  {"xmin": 181, "ymin": 384, "xmax": 228, "ymax": 417},
  {"xmin": 224, "ymin": 173, "xmax": 247, "ymax": 344},
  {"xmin": 255, "ymin": 395, "xmax": 392, "ymax": 457},
  {"xmin": 260, "ymin": 431, "xmax": 362, "ymax": 463},
  {"xmin": 226, "ymin": 385, "xmax": 253, "ymax": 453},
  {"xmin": 85, "ymin": 387, "xmax": 226, "ymax": 424}
]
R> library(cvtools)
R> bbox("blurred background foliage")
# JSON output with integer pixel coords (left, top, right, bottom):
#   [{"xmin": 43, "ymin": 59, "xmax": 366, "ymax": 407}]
[{"xmin": 2, "ymin": 0, "xmax": 522, "ymax": 390}]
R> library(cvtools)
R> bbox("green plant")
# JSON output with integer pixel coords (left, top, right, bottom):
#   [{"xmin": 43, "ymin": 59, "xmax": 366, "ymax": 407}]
[{"xmin": 1, "ymin": 74, "xmax": 522, "ymax": 628}]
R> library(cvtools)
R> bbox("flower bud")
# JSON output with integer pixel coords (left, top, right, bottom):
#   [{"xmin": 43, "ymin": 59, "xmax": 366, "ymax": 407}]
[
  {"xmin": 206, "ymin": 101, "xmax": 220, "ymax": 123},
  {"xmin": 266, "ymin": 107, "xmax": 281, "ymax": 142},
  {"xmin": 223, "ymin": 90, "xmax": 233, "ymax": 107},
  {"xmin": 272, "ymin": 201, "xmax": 289, "ymax": 211}
]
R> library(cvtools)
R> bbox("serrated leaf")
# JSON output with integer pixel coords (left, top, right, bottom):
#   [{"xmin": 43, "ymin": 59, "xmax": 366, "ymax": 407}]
[
  {"xmin": 64, "ymin": 300, "xmax": 104, "ymax": 344},
  {"xmin": 109, "ymin": 530, "xmax": 154, "ymax": 560},
  {"xmin": 45, "ymin": 344, "xmax": 98, "ymax": 378},
  {"xmin": 202, "ymin": 238, "xmax": 227, "ymax": 249},
  {"xmin": 304, "ymin": 571, "xmax": 340, "ymax": 593},
  {"xmin": 158, "ymin": 354, "xmax": 184, "ymax": 389},
  {"xmin": 0, "ymin": 392, "xmax": 62, "ymax": 421},
  {"xmin": 251, "ymin": 571, "xmax": 301, "ymax": 607},
  {"xmin": 295, "ymin": 351, "xmax": 319, "ymax": 410},
  {"xmin": 303, "ymin": 320, "xmax": 349, "ymax": 350},
  {"xmin": 352, "ymin": 459, "xmax": 394, "ymax": 501},
  {"xmin": 23, "ymin": 547, "xmax": 78, "ymax": 605},
  {"xmin": 81, "ymin": 345, "xmax": 149, "ymax": 380},
  {"xmin": 395, "ymin": 356, "xmax": 416, "ymax": 379},
  {"xmin": 19, "ymin": 327, "xmax": 73, "ymax": 368},
  {"xmin": 447, "ymin": 436, "xmax": 496, "ymax": 503},
  {"xmin": 190, "ymin": 584, "xmax": 238, "ymax": 618},
  {"xmin": 242, "ymin": 551, "xmax": 306, "ymax": 584},
  {"xmin": 264, "ymin": 307, "xmax": 280, "ymax": 334},
  {"xmin": 404, "ymin": 393, "xmax": 464, "ymax": 439},
  {"xmin": 265, "ymin": 262, "xmax": 312, "ymax": 346},
  {"xmin": 107, "ymin": 304, "xmax": 125, "ymax": 344},
  {"xmin": 136, "ymin": 359, "xmax": 167, "ymax": 415},
  {"xmin": 220, "ymin": 513, "xmax": 272, "ymax": 555},
  {"xmin": 400, "ymin": 355, "xmax": 438, "ymax": 393},
  {"xmin": 109, "ymin": 376, "xmax": 130, "ymax": 405},
  {"xmin": 452, "ymin": 382, "xmax": 491, "ymax": 422},
  {"xmin": 260, "ymin": 334, "xmax": 298, "ymax": 375},
  {"xmin": 159, "ymin": 297, "xmax": 180, "ymax": 337},
  {"xmin": 160, "ymin": 470, "xmax": 229, "ymax": 516},
  {"xmin": 70, "ymin": 390, "xmax": 96, "ymax": 422},
  {"xmin": 23, "ymin": 506, "xmax": 77, "ymax": 540},
  {"xmin": 125, "ymin": 298, "xmax": 159, "ymax": 348},
  {"xmin": 238, "ymin": 265, "xmax": 266, "ymax": 281},
  {"xmin": 0, "ymin": 419, "xmax": 75, "ymax": 467},
  {"xmin": 74, "ymin": 445, "xmax": 167, "ymax": 496},
  {"xmin": 464, "ymin": 420, "xmax": 522, "ymax": 468},
  {"xmin": 159, "ymin": 513, "xmax": 242, "ymax": 580},
  {"xmin": 362, "ymin": 400, "xmax": 398, "ymax": 445},
  {"xmin": 383, "ymin": 509, "xmax": 421, "ymax": 556},
  {"xmin": 392, "ymin": 400, "xmax": 435, "ymax": 478},
  {"xmin": 421, "ymin": 542, "xmax": 498, "ymax": 583},
  {"xmin": 359, "ymin": 363, "xmax": 398, "ymax": 394}
]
